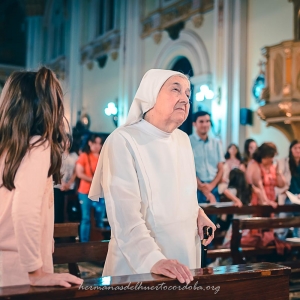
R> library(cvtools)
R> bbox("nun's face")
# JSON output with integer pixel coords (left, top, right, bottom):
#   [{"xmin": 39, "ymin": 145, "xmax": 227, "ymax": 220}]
[{"xmin": 154, "ymin": 75, "xmax": 190, "ymax": 126}]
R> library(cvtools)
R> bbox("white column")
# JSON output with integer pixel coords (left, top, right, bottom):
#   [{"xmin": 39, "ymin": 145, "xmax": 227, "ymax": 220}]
[
  {"xmin": 68, "ymin": 0, "xmax": 82, "ymax": 127},
  {"xmin": 232, "ymin": 0, "xmax": 248, "ymax": 148},
  {"xmin": 221, "ymin": 0, "xmax": 234, "ymax": 148},
  {"xmin": 26, "ymin": 16, "xmax": 43, "ymax": 69},
  {"xmin": 211, "ymin": 0, "xmax": 223, "ymax": 140},
  {"xmin": 118, "ymin": 0, "xmax": 143, "ymax": 125},
  {"xmin": 215, "ymin": 0, "xmax": 248, "ymax": 148}
]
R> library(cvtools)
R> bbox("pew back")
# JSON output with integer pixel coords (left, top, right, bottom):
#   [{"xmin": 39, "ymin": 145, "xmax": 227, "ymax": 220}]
[
  {"xmin": 230, "ymin": 216, "xmax": 300, "ymax": 265},
  {"xmin": 0, "ymin": 263, "xmax": 290, "ymax": 300}
]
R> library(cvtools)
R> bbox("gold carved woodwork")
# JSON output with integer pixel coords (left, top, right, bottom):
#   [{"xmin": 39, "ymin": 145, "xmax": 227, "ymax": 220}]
[
  {"xmin": 47, "ymin": 56, "xmax": 66, "ymax": 80},
  {"xmin": 192, "ymin": 14, "xmax": 204, "ymax": 28},
  {"xmin": 80, "ymin": 30, "xmax": 120, "ymax": 66},
  {"xmin": 111, "ymin": 51, "xmax": 118, "ymax": 61},
  {"xmin": 141, "ymin": 0, "xmax": 213, "ymax": 39},
  {"xmin": 152, "ymin": 32, "xmax": 162, "ymax": 44},
  {"xmin": 86, "ymin": 61, "xmax": 94, "ymax": 70},
  {"xmin": 258, "ymin": 39, "xmax": 300, "ymax": 141}
]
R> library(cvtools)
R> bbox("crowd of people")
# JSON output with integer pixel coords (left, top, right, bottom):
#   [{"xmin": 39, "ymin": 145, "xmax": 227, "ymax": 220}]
[
  {"xmin": 189, "ymin": 110, "xmax": 300, "ymax": 241},
  {"xmin": 1, "ymin": 67, "xmax": 299, "ymax": 288}
]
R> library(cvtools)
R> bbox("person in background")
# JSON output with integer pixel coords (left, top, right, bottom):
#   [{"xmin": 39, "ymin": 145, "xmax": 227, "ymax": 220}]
[
  {"xmin": 276, "ymin": 140, "xmax": 300, "ymax": 239},
  {"xmin": 76, "ymin": 133, "xmax": 105, "ymax": 242},
  {"xmin": 189, "ymin": 111, "xmax": 224, "ymax": 205},
  {"xmin": 221, "ymin": 168, "xmax": 252, "ymax": 246},
  {"xmin": 246, "ymin": 142, "xmax": 285, "ymax": 208},
  {"xmin": 218, "ymin": 144, "xmax": 245, "ymax": 204},
  {"xmin": 242, "ymin": 138, "xmax": 257, "ymax": 168},
  {"xmin": 54, "ymin": 134, "xmax": 78, "ymax": 223},
  {"xmin": 0, "ymin": 67, "xmax": 82, "ymax": 287},
  {"xmin": 224, "ymin": 144, "xmax": 243, "ymax": 171}
]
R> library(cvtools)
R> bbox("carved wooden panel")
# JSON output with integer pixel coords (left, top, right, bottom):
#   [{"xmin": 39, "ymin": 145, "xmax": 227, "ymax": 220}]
[{"xmin": 274, "ymin": 53, "xmax": 283, "ymax": 96}]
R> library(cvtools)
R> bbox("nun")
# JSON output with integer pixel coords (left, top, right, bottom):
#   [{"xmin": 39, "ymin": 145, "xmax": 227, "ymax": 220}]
[{"xmin": 89, "ymin": 69, "xmax": 215, "ymax": 284}]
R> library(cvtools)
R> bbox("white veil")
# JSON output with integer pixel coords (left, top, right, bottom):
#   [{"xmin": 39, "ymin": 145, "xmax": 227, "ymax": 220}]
[{"xmin": 89, "ymin": 69, "xmax": 185, "ymax": 200}]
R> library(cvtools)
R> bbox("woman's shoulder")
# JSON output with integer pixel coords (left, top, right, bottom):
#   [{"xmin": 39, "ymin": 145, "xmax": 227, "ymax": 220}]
[{"xmin": 29, "ymin": 136, "xmax": 50, "ymax": 152}]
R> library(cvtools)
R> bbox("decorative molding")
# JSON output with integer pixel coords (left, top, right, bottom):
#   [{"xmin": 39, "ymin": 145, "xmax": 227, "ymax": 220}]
[
  {"xmin": 96, "ymin": 55, "xmax": 108, "ymax": 68},
  {"xmin": 80, "ymin": 30, "xmax": 120, "ymax": 67},
  {"xmin": 47, "ymin": 55, "xmax": 66, "ymax": 80},
  {"xmin": 152, "ymin": 31, "xmax": 163, "ymax": 44},
  {"xmin": 24, "ymin": 0, "xmax": 45, "ymax": 16},
  {"xmin": 86, "ymin": 61, "xmax": 94, "ymax": 70},
  {"xmin": 192, "ymin": 14, "xmax": 204, "ymax": 28},
  {"xmin": 111, "ymin": 51, "xmax": 118, "ymax": 61},
  {"xmin": 258, "ymin": 41, "xmax": 300, "ymax": 141},
  {"xmin": 141, "ymin": 0, "xmax": 213, "ymax": 39},
  {"xmin": 152, "ymin": 29, "xmax": 211, "ymax": 76}
]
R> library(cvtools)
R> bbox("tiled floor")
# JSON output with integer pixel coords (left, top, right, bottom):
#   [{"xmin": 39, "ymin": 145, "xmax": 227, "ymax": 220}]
[{"xmin": 54, "ymin": 262, "xmax": 103, "ymax": 279}]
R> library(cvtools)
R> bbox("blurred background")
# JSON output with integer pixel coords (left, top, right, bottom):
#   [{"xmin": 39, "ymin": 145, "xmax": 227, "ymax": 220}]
[{"xmin": 0, "ymin": 0, "xmax": 299, "ymax": 157}]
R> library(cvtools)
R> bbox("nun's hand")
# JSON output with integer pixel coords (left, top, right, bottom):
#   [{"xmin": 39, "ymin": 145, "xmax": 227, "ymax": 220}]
[
  {"xmin": 151, "ymin": 259, "xmax": 193, "ymax": 284},
  {"xmin": 197, "ymin": 209, "xmax": 216, "ymax": 246}
]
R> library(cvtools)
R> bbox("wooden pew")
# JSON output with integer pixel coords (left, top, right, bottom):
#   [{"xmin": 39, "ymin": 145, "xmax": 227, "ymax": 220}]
[
  {"xmin": 54, "ymin": 222, "xmax": 80, "ymax": 241},
  {"xmin": 53, "ymin": 222, "xmax": 81, "ymax": 276},
  {"xmin": 201, "ymin": 203, "xmax": 300, "ymax": 262},
  {"xmin": 53, "ymin": 240, "xmax": 108, "ymax": 277},
  {"xmin": 200, "ymin": 202, "xmax": 300, "ymax": 217},
  {"xmin": 53, "ymin": 222, "xmax": 108, "ymax": 277},
  {"xmin": 230, "ymin": 217, "xmax": 300, "ymax": 266},
  {"xmin": 0, "ymin": 263, "xmax": 290, "ymax": 300}
]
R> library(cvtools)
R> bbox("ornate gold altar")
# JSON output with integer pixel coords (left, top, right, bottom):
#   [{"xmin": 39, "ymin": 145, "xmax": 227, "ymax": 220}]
[{"xmin": 257, "ymin": 0, "xmax": 300, "ymax": 141}]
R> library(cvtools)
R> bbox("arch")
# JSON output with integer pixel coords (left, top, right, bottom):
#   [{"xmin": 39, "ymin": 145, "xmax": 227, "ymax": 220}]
[{"xmin": 152, "ymin": 29, "xmax": 211, "ymax": 76}]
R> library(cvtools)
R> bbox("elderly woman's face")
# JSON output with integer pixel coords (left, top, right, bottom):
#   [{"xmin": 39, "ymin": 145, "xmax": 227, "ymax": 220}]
[{"xmin": 154, "ymin": 75, "xmax": 190, "ymax": 126}]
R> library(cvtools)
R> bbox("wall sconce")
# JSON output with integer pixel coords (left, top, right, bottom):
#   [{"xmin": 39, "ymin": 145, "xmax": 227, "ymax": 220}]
[
  {"xmin": 104, "ymin": 101, "xmax": 118, "ymax": 127},
  {"xmin": 195, "ymin": 85, "xmax": 215, "ymax": 101}
]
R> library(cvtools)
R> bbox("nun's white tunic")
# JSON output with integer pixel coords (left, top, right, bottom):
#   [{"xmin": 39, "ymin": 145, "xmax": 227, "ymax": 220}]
[
  {"xmin": 91, "ymin": 119, "xmax": 201, "ymax": 276},
  {"xmin": 89, "ymin": 69, "xmax": 202, "ymax": 276}
]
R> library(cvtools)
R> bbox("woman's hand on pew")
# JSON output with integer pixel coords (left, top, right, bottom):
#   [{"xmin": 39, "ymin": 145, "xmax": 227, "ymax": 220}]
[
  {"xmin": 233, "ymin": 199, "xmax": 243, "ymax": 208},
  {"xmin": 268, "ymin": 200, "xmax": 278, "ymax": 209},
  {"xmin": 197, "ymin": 209, "xmax": 216, "ymax": 246},
  {"xmin": 150, "ymin": 259, "xmax": 193, "ymax": 284},
  {"xmin": 28, "ymin": 268, "xmax": 83, "ymax": 287}
]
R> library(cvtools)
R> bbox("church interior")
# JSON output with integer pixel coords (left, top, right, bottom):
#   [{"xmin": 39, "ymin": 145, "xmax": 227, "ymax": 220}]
[{"xmin": 1, "ymin": 0, "xmax": 300, "ymax": 299}]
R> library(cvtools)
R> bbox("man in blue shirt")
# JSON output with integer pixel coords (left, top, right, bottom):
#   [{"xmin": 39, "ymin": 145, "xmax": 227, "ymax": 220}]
[{"xmin": 189, "ymin": 111, "xmax": 224, "ymax": 204}]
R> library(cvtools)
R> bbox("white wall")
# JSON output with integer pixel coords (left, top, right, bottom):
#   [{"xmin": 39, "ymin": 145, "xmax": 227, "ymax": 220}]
[
  {"xmin": 81, "ymin": 57, "xmax": 120, "ymax": 133},
  {"xmin": 246, "ymin": 0, "xmax": 293, "ymax": 157}
]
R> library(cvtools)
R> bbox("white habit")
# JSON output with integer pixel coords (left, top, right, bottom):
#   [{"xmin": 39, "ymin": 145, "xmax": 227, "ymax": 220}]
[{"xmin": 89, "ymin": 69, "xmax": 201, "ymax": 276}]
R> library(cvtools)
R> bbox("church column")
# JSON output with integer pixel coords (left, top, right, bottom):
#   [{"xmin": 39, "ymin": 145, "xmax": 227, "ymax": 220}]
[
  {"xmin": 117, "ymin": 0, "xmax": 143, "ymax": 125},
  {"xmin": 67, "ymin": 0, "xmax": 82, "ymax": 127},
  {"xmin": 231, "ymin": 0, "xmax": 248, "ymax": 147},
  {"xmin": 221, "ymin": 0, "xmax": 234, "ymax": 148},
  {"xmin": 215, "ymin": 0, "xmax": 248, "ymax": 148},
  {"xmin": 25, "ymin": 0, "xmax": 44, "ymax": 69}
]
